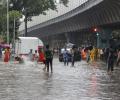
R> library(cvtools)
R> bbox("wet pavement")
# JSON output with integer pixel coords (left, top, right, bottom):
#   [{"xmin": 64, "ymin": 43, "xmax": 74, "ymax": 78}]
[{"xmin": 0, "ymin": 58, "xmax": 120, "ymax": 100}]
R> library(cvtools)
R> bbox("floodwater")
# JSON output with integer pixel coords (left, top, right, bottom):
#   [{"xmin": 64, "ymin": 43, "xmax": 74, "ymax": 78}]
[{"xmin": 0, "ymin": 58, "xmax": 120, "ymax": 100}]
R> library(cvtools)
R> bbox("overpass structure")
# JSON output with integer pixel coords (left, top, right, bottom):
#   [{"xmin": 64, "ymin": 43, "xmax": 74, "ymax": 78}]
[{"xmin": 20, "ymin": 0, "xmax": 120, "ymax": 48}]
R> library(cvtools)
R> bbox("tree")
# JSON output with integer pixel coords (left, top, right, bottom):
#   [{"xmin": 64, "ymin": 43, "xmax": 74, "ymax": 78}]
[
  {"xmin": 9, "ymin": 10, "xmax": 22, "ymax": 43},
  {"xmin": 0, "ymin": 9, "xmax": 22, "ymax": 43},
  {"xmin": 10, "ymin": 0, "xmax": 69, "ymax": 36},
  {"xmin": 0, "ymin": 3, "xmax": 7, "ymax": 36}
]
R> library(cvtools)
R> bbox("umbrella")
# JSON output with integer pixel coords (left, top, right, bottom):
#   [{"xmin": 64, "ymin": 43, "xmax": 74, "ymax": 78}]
[
  {"xmin": 84, "ymin": 46, "xmax": 93, "ymax": 51},
  {"xmin": 72, "ymin": 45, "xmax": 78, "ymax": 49},
  {"xmin": 0, "ymin": 44, "xmax": 10, "ymax": 48},
  {"xmin": 66, "ymin": 43, "xmax": 75, "ymax": 48}
]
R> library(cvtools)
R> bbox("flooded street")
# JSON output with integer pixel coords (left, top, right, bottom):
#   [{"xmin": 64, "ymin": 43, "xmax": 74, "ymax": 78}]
[
  {"xmin": 0, "ymin": 58, "xmax": 120, "ymax": 100},
  {"xmin": 0, "ymin": 0, "xmax": 120, "ymax": 100}
]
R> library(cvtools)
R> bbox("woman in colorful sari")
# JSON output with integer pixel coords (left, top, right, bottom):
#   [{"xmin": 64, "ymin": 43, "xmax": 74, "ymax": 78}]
[
  {"xmin": 4, "ymin": 48, "xmax": 10, "ymax": 63},
  {"xmin": 38, "ymin": 49, "xmax": 46, "ymax": 70}
]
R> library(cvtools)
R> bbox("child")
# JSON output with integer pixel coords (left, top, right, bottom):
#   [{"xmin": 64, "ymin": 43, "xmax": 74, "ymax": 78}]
[{"xmin": 34, "ymin": 50, "xmax": 38, "ymax": 65}]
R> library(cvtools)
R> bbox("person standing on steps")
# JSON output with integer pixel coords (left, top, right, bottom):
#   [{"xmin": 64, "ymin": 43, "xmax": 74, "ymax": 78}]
[{"xmin": 45, "ymin": 45, "xmax": 53, "ymax": 73}]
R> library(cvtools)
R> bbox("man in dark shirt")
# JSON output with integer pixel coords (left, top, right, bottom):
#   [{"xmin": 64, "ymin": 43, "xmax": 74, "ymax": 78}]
[
  {"xmin": 45, "ymin": 45, "xmax": 53, "ymax": 73},
  {"xmin": 107, "ymin": 46, "xmax": 116, "ymax": 74}
]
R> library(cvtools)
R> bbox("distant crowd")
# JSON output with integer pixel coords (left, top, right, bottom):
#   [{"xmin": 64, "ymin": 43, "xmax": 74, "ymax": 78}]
[
  {"xmin": 0, "ymin": 44, "xmax": 120, "ymax": 74},
  {"xmin": 0, "ymin": 45, "xmax": 53, "ymax": 73},
  {"xmin": 60, "ymin": 45, "xmax": 120, "ymax": 74}
]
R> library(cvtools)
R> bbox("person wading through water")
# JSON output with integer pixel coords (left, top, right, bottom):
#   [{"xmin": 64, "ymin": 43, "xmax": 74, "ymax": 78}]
[
  {"xmin": 45, "ymin": 45, "xmax": 53, "ymax": 73},
  {"xmin": 107, "ymin": 46, "xmax": 116, "ymax": 74}
]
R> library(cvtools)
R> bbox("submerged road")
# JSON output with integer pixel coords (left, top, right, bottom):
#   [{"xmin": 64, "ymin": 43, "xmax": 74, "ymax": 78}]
[{"xmin": 0, "ymin": 58, "xmax": 120, "ymax": 100}]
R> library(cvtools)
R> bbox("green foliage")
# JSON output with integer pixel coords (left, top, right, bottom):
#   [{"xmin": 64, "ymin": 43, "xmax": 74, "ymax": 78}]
[
  {"xmin": 0, "ymin": 5, "xmax": 6, "ymax": 34},
  {"xmin": 10, "ymin": 0, "xmax": 69, "ymax": 22},
  {"xmin": 10, "ymin": 0, "xmax": 68, "ymax": 36},
  {"xmin": 0, "ymin": 0, "xmax": 69, "ymax": 38},
  {"xmin": 0, "ymin": 8, "xmax": 22, "ymax": 42},
  {"xmin": 9, "ymin": 10, "xmax": 22, "ymax": 21},
  {"xmin": 10, "ymin": 0, "xmax": 68, "ymax": 16},
  {"xmin": 9, "ymin": 10, "xmax": 22, "ymax": 43}
]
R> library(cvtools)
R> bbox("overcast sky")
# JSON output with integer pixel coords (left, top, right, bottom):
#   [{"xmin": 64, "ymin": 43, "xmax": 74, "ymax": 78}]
[{"xmin": 19, "ymin": 0, "xmax": 88, "ymax": 31}]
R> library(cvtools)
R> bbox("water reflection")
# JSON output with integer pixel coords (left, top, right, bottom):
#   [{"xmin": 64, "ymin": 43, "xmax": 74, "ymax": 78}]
[
  {"xmin": 0, "ymin": 59, "xmax": 120, "ymax": 100},
  {"xmin": 43, "ymin": 72, "xmax": 53, "ymax": 80},
  {"xmin": 89, "ymin": 73, "xmax": 97, "ymax": 97},
  {"xmin": 22, "ymin": 55, "xmax": 35, "ymax": 66}
]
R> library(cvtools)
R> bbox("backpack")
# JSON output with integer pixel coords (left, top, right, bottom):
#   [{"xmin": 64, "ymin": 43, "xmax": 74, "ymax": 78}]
[{"xmin": 45, "ymin": 50, "xmax": 53, "ymax": 59}]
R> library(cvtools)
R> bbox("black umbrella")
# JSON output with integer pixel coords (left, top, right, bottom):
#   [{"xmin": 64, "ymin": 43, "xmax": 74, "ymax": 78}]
[
  {"xmin": 85, "ymin": 46, "xmax": 93, "ymax": 51},
  {"xmin": 72, "ymin": 45, "xmax": 78, "ymax": 49}
]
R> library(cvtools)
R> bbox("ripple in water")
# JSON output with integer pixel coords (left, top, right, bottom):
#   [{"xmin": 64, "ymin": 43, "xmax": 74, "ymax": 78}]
[{"xmin": 22, "ymin": 55, "xmax": 35, "ymax": 66}]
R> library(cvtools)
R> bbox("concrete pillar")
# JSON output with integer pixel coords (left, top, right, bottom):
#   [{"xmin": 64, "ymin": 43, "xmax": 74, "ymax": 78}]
[
  {"xmin": 65, "ymin": 33, "xmax": 70, "ymax": 43},
  {"xmin": 98, "ymin": 28, "xmax": 112, "ymax": 48},
  {"xmin": 96, "ymin": 33, "xmax": 100, "ymax": 48}
]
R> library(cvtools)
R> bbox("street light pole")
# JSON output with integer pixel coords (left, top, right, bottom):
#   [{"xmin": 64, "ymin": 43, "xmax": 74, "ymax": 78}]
[
  {"xmin": 7, "ymin": 0, "xmax": 9, "ymax": 44},
  {"xmin": 13, "ymin": 16, "xmax": 16, "ymax": 54}
]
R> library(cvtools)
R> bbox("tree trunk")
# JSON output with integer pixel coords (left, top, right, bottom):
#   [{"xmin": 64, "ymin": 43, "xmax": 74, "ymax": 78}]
[{"xmin": 24, "ymin": 15, "xmax": 27, "ymax": 37}]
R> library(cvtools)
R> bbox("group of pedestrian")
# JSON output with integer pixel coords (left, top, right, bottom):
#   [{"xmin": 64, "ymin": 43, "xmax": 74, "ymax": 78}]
[
  {"xmin": 29, "ymin": 45, "xmax": 53, "ymax": 73},
  {"xmin": 0, "ymin": 47, "xmax": 11, "ymax": 64},
  {"xmin": 62, "ymin": 45, "xmax": 120, "ymax": 74},
  {"xmin": 0, "ymin": 45, "xmax": 24, "ymax": 64},
  {"xmin": 62, "ymin": 46, "xmax": 99, "ymax": 67},
  {"xmin": 81, "ymin": 47, "xmax": 99, "ymax": 63},
  {"xmin": 62, "ymin": 47, "xmax": 80, "ymax": 67},
  {"xmin": 85, "ymin": 46, "xmax": 120, "ymax": 74}
]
